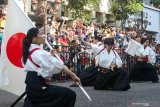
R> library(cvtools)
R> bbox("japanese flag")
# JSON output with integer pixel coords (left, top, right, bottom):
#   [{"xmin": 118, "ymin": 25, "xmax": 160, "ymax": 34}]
[{"xmin": 0, "ymin": 0, "xmax": 35, "ymax": 95}]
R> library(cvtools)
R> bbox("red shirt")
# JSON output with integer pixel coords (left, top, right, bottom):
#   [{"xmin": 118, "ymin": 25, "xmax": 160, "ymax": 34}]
[{"xmin": 59, "ymin": 37, "xmax": 68, "ymax": 45}]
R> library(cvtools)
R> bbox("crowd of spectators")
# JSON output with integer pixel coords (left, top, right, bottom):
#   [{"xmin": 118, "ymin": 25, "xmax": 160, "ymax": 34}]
[
  {"xmin": 44, "ymin": 17, "xmax": 159, "ymax": 52},
  {"xmin": 0, "ymin": 7, "xmax": 159, "ymax": 73},
  {"xmin": 42, "ymin": 17, "xmax": 160, "ymax": 75},
  {"xmin": 0, "ymin": 4, "xmax": 7, "ymax": 54}
]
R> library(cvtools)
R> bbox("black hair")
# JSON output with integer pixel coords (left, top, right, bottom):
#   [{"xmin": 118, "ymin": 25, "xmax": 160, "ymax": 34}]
[
  {"xmin": 0, "ymin": 27, "xmax": 4, "ymax": 29},
  {"xmin": 71, "ymin": 40, "xmax": 76, "ymax": 44},
  {"xmin": 141, "ymin": 38, "xmax": 149, "ymax": 44},
  {"xmin": 94, "ymin": 35, "xmax": 103, "ymax": 42},
  {"xmin": 88, "ymin": 33, "xmax": 92, "ymax": 35},
  {"xmin": 93, "ymin": 35, "xmax": 98, "ymax": 40},
  {"xmin": 104, "ymin": 38, "xmax": 114, "ymax": 45},
  {"xmin": 97, "ymin": 35, "xmax": 103, "ymax": 41},
  {"xmin": 22, "ymin": 27, "xmax": 39, "ymax": 64}
]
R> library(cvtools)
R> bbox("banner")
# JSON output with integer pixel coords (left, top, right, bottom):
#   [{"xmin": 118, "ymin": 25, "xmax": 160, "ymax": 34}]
[{"xmin": 0, "ymin": 0, "xmax": 34, "ymax": 95}]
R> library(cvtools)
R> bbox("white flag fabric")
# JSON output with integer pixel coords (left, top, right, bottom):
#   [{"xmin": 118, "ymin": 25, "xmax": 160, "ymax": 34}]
[
  {"xmin": 0, "ymin": 0, "xmax": 34, "ymax": 95},
  {"xmin": 125, "ymin": 39, "xmax": 142, "ymax": 56}
]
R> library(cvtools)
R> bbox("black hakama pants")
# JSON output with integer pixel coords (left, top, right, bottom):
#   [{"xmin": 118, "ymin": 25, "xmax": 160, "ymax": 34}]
[
  {"xmin": 23, "ymin": 71, "xmax": 76, "ymax": 107},
  {"xmin": 94, "ymin": 68, "xmax": 130, "ymax": 91},
  {"xmin": 130, "ymin": 61, "xmax": 159, "ymax": 82},
  {"xmin": 80, "ymin": 64, "xmax": 98, "ymax": 86}
]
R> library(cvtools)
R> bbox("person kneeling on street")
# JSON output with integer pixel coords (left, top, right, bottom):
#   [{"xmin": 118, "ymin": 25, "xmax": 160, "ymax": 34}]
[
  {"xmin": 22, "ymin": 28, "xmax": 81, "ymax": 107},
  {"xmin": 81, "ymin": 38, "xmax": 130, "ymax": 91}
]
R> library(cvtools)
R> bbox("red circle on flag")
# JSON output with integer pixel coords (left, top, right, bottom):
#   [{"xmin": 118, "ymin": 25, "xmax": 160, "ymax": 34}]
[{"xmin": 6, "ymin": 32, "xmax": 26, "ymax": 68}]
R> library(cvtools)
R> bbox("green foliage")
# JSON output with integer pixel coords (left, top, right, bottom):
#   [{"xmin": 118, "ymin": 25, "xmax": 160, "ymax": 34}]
[
  {"xmin": 69, "ymin": 9, "xmax": 92, "ymax": 22},
  {"xmin": 150, "ymin": 0, "xmax": 160, "ymax": 8},
  {"xmin": 66, "ymin": 0, "xmax": 99, "ymax": 21},
  {"xmin": 109, "ymin": 0, "xmax": 144, "ymax": 21}
]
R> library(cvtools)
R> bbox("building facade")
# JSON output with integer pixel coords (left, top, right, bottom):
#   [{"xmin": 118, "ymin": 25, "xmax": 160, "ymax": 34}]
[
  {"xmin": 144, "ymin": 5, "xmax": 160, "ymax": 43},
  {"xmin": 127, "ymin": 1, "xmax": 160, "ymax": 43}
]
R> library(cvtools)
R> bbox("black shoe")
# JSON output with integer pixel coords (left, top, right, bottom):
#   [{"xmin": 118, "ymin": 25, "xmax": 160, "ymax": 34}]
[{"xmin": 70, "ymin": 83, "xmax": 78, "ymax": 87}]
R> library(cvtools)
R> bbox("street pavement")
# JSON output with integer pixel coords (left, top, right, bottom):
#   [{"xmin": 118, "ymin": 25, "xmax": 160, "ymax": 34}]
[{"xmin": 0, "ymin": 80, "xmax": 160, "ymax": 107}]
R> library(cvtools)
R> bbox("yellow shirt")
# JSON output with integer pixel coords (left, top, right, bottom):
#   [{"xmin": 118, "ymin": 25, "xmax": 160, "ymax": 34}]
[{"xmin": 0, "ymin": 17, "xmax": 6, "ymax": 28}]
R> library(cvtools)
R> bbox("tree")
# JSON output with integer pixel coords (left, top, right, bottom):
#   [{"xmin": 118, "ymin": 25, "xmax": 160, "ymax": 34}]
[
  {"xmin": 24, "ymin": 0, "xmax": 100, "ymax": 23},
  {"xmin": 150, "ymin": 0, "xmax": 160, "ymax": 9},
  {"xmin": 65, "ymin": 0, "xmax": 100, "ymax": 22},
  {"xmin": 109, "ymin": 0, "xmax": 144, "ymax": 28}
]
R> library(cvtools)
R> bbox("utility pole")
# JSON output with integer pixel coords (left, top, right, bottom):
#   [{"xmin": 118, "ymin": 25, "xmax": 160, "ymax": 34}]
[
  {"xmin": 44, "ymin": 0, "xmax": 48, "ymax": 35},
  {"xmin": 140, "ymin": 0, "xmax": 143, "ymax": 31}
]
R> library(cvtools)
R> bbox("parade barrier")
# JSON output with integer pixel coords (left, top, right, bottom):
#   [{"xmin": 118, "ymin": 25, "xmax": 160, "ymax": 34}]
[
  {"xmin": 51, "ymin": 45, "xmax": 159, "ymax": 81},
  {"xmin": 0, "ymin": 42, "xmax": 158, "ymax": 83}
]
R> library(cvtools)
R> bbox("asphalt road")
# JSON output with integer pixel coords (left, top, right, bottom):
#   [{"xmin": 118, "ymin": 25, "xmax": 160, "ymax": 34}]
[{"xmin": 0, "ymin": 80, "xmax": 160, "ymax": 107}]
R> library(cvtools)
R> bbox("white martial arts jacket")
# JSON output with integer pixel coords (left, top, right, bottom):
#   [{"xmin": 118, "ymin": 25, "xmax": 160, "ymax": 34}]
[
  {"xmin": 24, "ymin": 44, "xmax": 64, "ymax": 79},
  {"xmin": 90, "ymin": 43, "xmax": 123, "ymax": 69},
  {"xmin": 136, "ymin": 45, "xmax": 156, "ymax": 64}
]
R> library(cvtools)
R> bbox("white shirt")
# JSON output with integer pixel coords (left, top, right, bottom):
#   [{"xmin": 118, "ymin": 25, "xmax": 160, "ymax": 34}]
[
  {"xmin": 90, "ymin": 43, "xmax": 122, "ymax": 68},
  {"xmin": 90, "ymin": 42, "xmax": 103, "ymax": 56},
  {"xmin": 24, "ymin": 44, "xmax": 64, "ymax": 79},
  {"xmin": 137, "ymin": 46, "xmax": 156, "ymax": 64},
  {"xmin": 52, "ymin": 41, "xmax": 61, "ymax": 46},
  {"xmin": 123, "ymin": 36, "xmax": 129, "ymax": 46},
  {"xmin": 97, "ymin": 42, "xmax": 102, "ymax": 46},
  {"xmin": 50, "ymin": 27, "xmax": 56, "ymax": 35}
]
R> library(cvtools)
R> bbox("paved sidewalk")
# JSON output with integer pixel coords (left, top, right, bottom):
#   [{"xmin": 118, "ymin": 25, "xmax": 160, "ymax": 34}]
[{"xmin": 0, "ymin": 81, "xmax": 160, "ymax": 107}]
